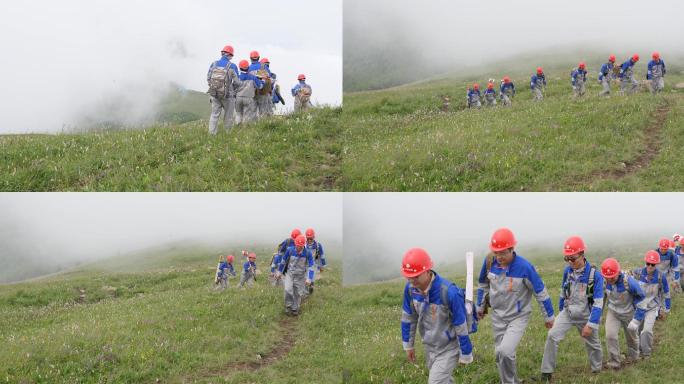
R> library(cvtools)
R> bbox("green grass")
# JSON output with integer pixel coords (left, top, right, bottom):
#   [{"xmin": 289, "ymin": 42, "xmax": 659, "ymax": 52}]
[
  {"xmin": 341, "ymin": 250, "xmax": 684, "ymax": 383},
  {"xmin": 340, "ymin": 59, "xmax": 684, "ymax": 191},
  {"xmin": 0, "ymin": 246, "xmax": 342, "ymax": 383},
  {"xmin": 0, "ymin": 107, "xmax": 342, "ymax": 191}
]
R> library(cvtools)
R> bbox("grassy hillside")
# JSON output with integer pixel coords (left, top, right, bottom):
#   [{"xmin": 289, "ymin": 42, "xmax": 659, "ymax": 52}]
[
  {"xmin": 0, "ymin": 106, "xmax": 342, "ymax": 191},
  {"xmin": 340, "ymin": 58, "xmax": 684, "ymax": 191},
  {"xmin": 341, "ymin": 249, "xmax": 684, "ymax": 383},
  {"xmin": 0, "ymin": 246, "xmax": 342, "ymax": 383}
]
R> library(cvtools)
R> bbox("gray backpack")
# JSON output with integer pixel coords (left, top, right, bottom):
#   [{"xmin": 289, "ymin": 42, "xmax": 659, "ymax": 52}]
[{"xmin": 208, "ymin": 64, "xmax": 232, "ymax": 98}]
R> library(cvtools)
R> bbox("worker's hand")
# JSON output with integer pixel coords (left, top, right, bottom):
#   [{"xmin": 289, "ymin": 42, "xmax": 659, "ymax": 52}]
[
  {"xmin": 545, "ymin": 318, "xmax": 554, "ymax": 329},
  {"xmin": 581, "ymin": 325, "xmax": 593, "ymax": 338},
  {"xmin": 406, "ymin": 349, "xmax": 416, "ymax": 363},
  {"xmin": 627, "ymin": 319, "xmax": 640, "ymax": 333},
  {"xmin": 275, "ymin": 272, "xmax": 282, "ymax": 279},
  {"xmin": 459, "ymin": 353, "xmax": 473, "ymax": 365},
  {"xmin": 305, "ymin": 279, "xmax": 311, "ymax": 286},
  {"xmin": 672, "ymin": 282, "xmax": 681, "ymax": 292},
  {"xmin": 319, "ymin": 267, "xmax": 325, "ymax": 273},
  {"xmin": 476, "ymin": 310, "xmax": 485, "ymax": 321},
  {"xmin": 658, "ymin": 312, "xmax": 667, "ymax": 321}
]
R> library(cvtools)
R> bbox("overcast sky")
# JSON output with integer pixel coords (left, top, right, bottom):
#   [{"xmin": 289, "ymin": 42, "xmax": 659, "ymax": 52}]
[
  {"xmin": 344, "ymin": 193, "xmax": 683, "ymax": 285},
  {"xmin": 345, "ymin": 0, "xmax": 684, "ymax": 86},
  {"xmin": 0, "ymin": 193, "xmax": 342, "ymax": 277},
  {"xmin": 0, "ymin": 0, "xmax": 342, "ymax": 133}
]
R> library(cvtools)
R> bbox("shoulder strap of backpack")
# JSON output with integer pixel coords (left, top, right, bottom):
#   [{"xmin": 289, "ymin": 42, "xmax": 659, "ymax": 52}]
[{"xmin": 486, "ymin": 253, "xmax": 495, "ymax": 275}]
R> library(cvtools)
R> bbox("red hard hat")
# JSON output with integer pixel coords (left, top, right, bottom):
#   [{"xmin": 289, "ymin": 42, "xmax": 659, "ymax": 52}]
[
  {"xmin": 632, "ymin": 54, "xmax": 639, "ymax": 62},
  {"xmin": 239, "ymin": 60, "xmax": 249, "ymax": 70},
  {"xmin": 609, "ymin": 54, "xmax": 616, "ymax": 63},
  {"xmin": 305, "ymin": 228, "xmax": 315, "ymax": 239},
  {"xmin": 260, "ymin": 57, "xmax": 270, "ymax": 64},
  {"xmin": 295, "ymin": 234, "xmax": 306, "ymax": 248},
  {"xmin": 652, "ymin": 52, "xmax": 660, "ymax": 60},
  {"xmin": 250, "ymin": 50, "xmax": 260, "ymax": 59},
  {"xmin": 291, "ymin": 228, "xmax": 302, "ymax": 239},
  {"xmin": 659, "ymin": 238, "xmax": 670, "ymax": 250},
  {"xmin": 601, "ymin": 258, "xmax": 620, "ymax": 279},
  {"xmin": 487, "ymin": 82, "xmax": 494, "ymax": 89},
  {"xmin": 563, "ymin": 236, "xmax": 585, "ymax": 256},
  {"xmin": 579, "ymin": 62, "xmax": 586, "ymax": 69},
  {"xmin": 645, "ymin": 250, "xmax": 660, "ymax": 264},
  {"xmin": 503, "ymin": 76, "xmax": 511, "ymax": 83},
  {"xmin": 669, "ymin": 239, "xmax": 675, "ymax": 248},
  {"xmin": 490, "ymin": 228, "xmax": 516, "ymax": 252},
  {"xmin": 227, "ymin": 255, "xmax": 234, "ymax": 263},
  {"xmin": 537, "ymin": 67, "xmax": 543, "ymax": 74},
  {"xmin": 248, "ymin": 252, "xmax": 256, "ymax": 259},
  {"xmin": 673, "ymin": 233, "xmax": 681, "ymax": 242},
  {"xmin": 401, "ymin": 248, "xmax": 433, "ymax": 278},
  {"xmin": 473, "ymin": 83, "xmax": 479, "ymax": 90},
  {"xmin": 298, "ymin": 74, "xmax": 306, "ymax": 81},
  {"xmin": 221, "ymin": 45, "xmax": 234, "ymax": 55}
]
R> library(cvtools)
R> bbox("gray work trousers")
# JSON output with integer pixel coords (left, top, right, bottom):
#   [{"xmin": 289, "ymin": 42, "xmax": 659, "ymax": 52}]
[
  {"xmin": 284, "ymin": 272, "xmax": 306, "ymax": 312},
  {"xmin": 532, "ymin": 88, "xmax": 543, "ymax": 101},
  {"xmin": 541, "ymin": 309, "xmax": 603, "ymax": 373},
  {"xmin": 238, "ymin": 272, "xmax": 254, "ymax": 288},
  {"xmin": 501, "ymin": 94, "xmax": 512, "ymax": 107},
  {"xmin": 492, "ymin": 314, "xmax": 529, "ymax": 384},
  {"xmin": 639, "ymin": 308, "xmax": 658, "ymax": 357},
  {"xmin": 573, "ymin": 82, "xmax": 586, "ymax": 98},
  {"xmin": 621, "ymin": 75, "xmax": 638, "ymax": 95},
  {"xmin": 236, "ymin": 96, "xmax": 258, "ymax": 124},
  {"xmin": 256, "ymin": 94, "xmax": 273, "ymax": 117},
  {"xmin": 209, "ymin": 96, "xmax": 235, "ymax": 134},
  {"xmin": 650, "ymin": 77, "xmax": 665, "ymax": 94},
  {"xmin": 425, "ymin": 346, "xmax": 460, "ymax": 384},
  {"xmin": 605, "ymin": 309, "xmax": 639, "ymax": 365},
  {"xmin": 599, "ymin": 78, "xmax": 611, "ymax": 96}
]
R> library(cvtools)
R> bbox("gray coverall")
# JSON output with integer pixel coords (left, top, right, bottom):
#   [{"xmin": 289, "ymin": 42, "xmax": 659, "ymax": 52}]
[
  {"xmin": 603, "ymin": 273, "xmax": 648, "ymax": 367},
  {"xmin": 649, "ymin": 60, "xmax": 666, "ymax": 93},
  {"xmin": 620, "ymin": 65, "xmax": 638, "ymax": 95},
  {"xmin": 541, "ymin": 264, "xmax": 604, "ymax": 374},
  {"xmin": 483, "ymin": 89, "xmax": 497, "ymax": 107},
  {"xmin": 599, "ymin": 62, "xmax": 614, "ymax": 96},
  {"xmin": 631, "ymin": 268, "xmax": 671, "ymax": 357},
  {"xmin": 476, "ymin": 254, "xmax": 555, "ymax": 384},
  {"xmin": 235, "ymin": 75, "xmax": 260, "ymax": 124},
  {"xmin": 208, "ymin": 66, "xmax": 239, "ymax": 135},
  {"xmin": 280, "ymin": 248, "xmax": 314, "ymax": 314},
  {"xmin": 238, "ymin": 262, "xmax": 257, "ymax": 288}
]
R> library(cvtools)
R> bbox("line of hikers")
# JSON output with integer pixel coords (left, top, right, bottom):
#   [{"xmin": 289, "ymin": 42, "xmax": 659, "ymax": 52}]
[
  {"xmin": 212, "ymin": 227, "xmax": 326, "ymax": 317},
  {"xmin": 401, "ymin": 228, "xmax": 681, "ymax": 383},
  {"xmin": 206, "ymin": 44, "xmax": 314, "ymax": 135},
  {"xmin": 465, "ymin": 52, "xmax": 667, "ymax": 109}
]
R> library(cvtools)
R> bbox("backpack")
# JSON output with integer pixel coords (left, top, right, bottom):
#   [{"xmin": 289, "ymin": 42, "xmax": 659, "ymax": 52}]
[
  {"xmin": 296, "ymin": 85, "xmax": 312, "ymax": 105},
  {"xmin": 256, "ymin": 68, "xmax": 272, "ymax": 96},
  {"xmin": 410, "ymin": 280, "xmax": 478, "ymax": 335},
  {"xmin": 208, "ymin": 63, "xmax": 232, "ymax": 98}
]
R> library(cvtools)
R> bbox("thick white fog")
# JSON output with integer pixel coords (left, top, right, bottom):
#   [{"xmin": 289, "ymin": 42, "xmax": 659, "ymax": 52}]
[
  {"xmin": 344, "ymin": 193, "xmax": 683, "ymax": 285},
  {"xmin": 0, "ymin": 193, "xmax": 342, "ymax": 282},
  {"xmin": 0, "ymin": 0, "xmax": 342, "ymax": 133}
]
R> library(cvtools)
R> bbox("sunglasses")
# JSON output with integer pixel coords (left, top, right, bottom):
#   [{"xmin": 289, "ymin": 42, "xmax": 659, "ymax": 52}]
[
  {"xmin": 564, "ymin": 255, "xmax": 581, "ymax": 263},
  {"xmin": 646, "ymin": 263, "xmax": 656, "ymax": 267}
]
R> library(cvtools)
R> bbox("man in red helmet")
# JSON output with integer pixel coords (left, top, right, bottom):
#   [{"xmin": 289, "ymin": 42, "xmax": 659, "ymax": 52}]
[
  {"xmin": 571, "ymin": 62, "xmax": 588, "ymax": 98},
  {"xmin": 654, "ymin": 238, "xmax": 680, "ymax": 293},
  {"xmin": 540, "ymin": 236, "xmax": 604, "ymax": 381},
  {"xmin": 235, "ymin": 59, "xmax": 264, "ymax": 124},
  {"xmin": 631, "ymin": 250, "xmax": 671, "ymax": 358},
  {"xmin": 599, "ymin": 55, "xmax": 617, "ymax": 96},
  {"xmin": 477, "ymin": 228, "xmax": 554, "ymax": 384},
  {"xmin": 401, "ymin": 248, "xmax": 474, "ymax": 383},
  {"xmin": 600, "ymin": 258, "xmax": 647, "ymax": 369},
  {"xmin": 271, "ymin": 229, "xmax": 302, "ymax": 285},
  {"xmin": 275, "ymin": 234, "xmax": 314, "ymax": 316},
  {"xmin": 500, "ymin": 76, "xmax": 516, "ymax": 107},
  {"xmin": 305, "ymin": 228, "xmax": 326, "ymax": 273},
  {"xmin": 530, "ymin": 67, "xmax": 547, "ymax": 101},
  {"xmin": 255, "ymin": 57, "xmax": 274, "ymax": 118},
  {"xmin": 292, "ymin": 74, "xmax": 312, "ymax": 112},
  {"xmin": 647, "ymin": 52, "xmax": 666, "ymax": 94},
  {"xmin": 466, "ymin": 83, "xmax": 482, "ymax": 109},
  {"xmin": 619, "ymin": 54, "xmax": 640, "ymax": 95},
  {"xmin": 238, "ymin": 252, "xmax": 258, "ymax": 288},
  {"xmin": 483, "ymin": 82, "xmax": 497, "ymax": 107},
  {"xmin": 206, "ymin": 45, "xmax": 239, "ymax": 134}
]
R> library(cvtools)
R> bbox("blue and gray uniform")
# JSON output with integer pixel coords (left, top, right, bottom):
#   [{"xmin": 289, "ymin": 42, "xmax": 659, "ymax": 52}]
[
  {"xmin": 215, "ymin": 261, "xmax": 236, "ymax": 289},
  {"xmin": 500, "ymin": 82, "xmax": 515, "ymax": 106},
  {"xmin": 402, "ymin": 271, "xmax": 473, "ymax": 384},
  {"xmin": 647, "ymin": 59, "xmax": 666, "ymax": 93},
  {"xmin": 306, "ymin": 240, "xmax": 326, "ymax": 273},
  {"xmin": 250, "ymin": 62, "xmax": 273, "ymax": 118},
  {"xmin": 278, "ymin": 246, "xmax": 315, "ymax": 313},
  {"xmin": 270, "ymin": 253, "xmax": 283, "ymax": 286},
  {"xmin": 604, "ymin": 272, "xmax": 647, "ymax": 366},
  {"xmin": 238, "ymin": 260, "xmax": 257, "ymax": 288},
  {"xmin": 571, "ymin": 68, "xmax": 587, "ymax": 97},
  {"xmin": 598, "ymin": 62, "xmax": 615, "ymax": 96},
  {"xmin": 483, "ymin": 88, "xmax": 497, "ymax": 107},
  {"xmin": 619, "ymin": 59, "xmax": 638, "ymax": 94},
  {"xmin": 271, "ymin": 73, "xmax": 285, "ymax": 105},
  {"xmin": 676, "ymin": 246, "xmax": 684, "ymax": 287},
  {"xmin": 541, "ymin": 262, "xmax": 604, "ymax": 374},
  {"xmin": 292, "ymin": 81, "xmax": 313, "ymax": 112},
  {"xmin": 466, "ymin": 88, "xmax": 481, "ymax": 109},
  {"xmin": 655, "ymin": 248, "xmax": 680, "ymax": 288},
  {"xmin": 530, "ymin": 73, "xmax": 546, "ymax": 101},
  {"xmin": 207, "ymin": 55, "xmax": 240, "ymax": 134},
  {"xmin": 632, "ymin": 267, "xmax": 670, "ymax": 356},
  {"xmin": 235, "ymin": 71, "xmax": 264, "ymax": 124},
  {"xmin": 476, "ymin": 253, "xmax": 554, "ymax": 384}
]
